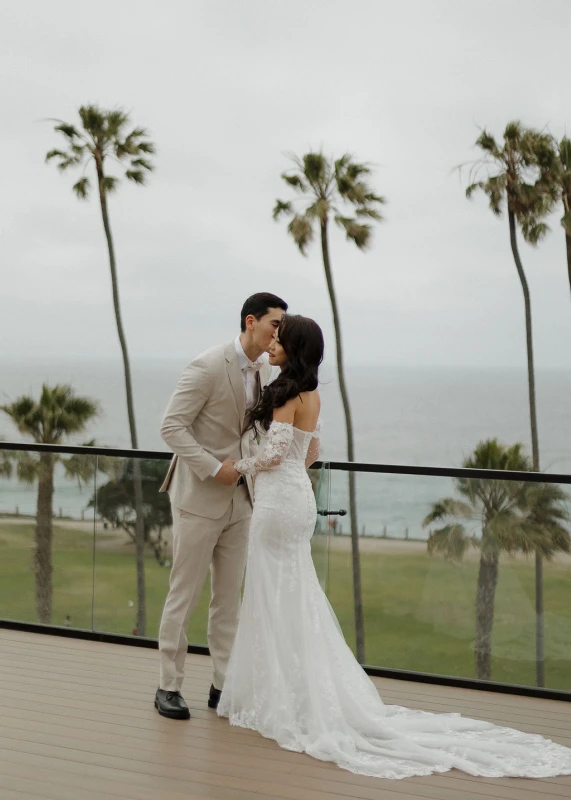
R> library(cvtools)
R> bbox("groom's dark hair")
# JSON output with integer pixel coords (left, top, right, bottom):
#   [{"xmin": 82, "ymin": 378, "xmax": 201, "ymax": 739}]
[{"xmin": 240, "ymin": 292, "xmax": 288, "ymax": 331}]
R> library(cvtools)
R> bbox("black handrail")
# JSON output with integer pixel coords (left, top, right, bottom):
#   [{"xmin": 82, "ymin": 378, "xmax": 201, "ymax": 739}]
[
  {"xmin": 2, "ymin": 441, "xmax": 571, "ymax": 484},
  {"xmin": 0, "ymin": 441, "xmax": 172, "ymax": 459}
]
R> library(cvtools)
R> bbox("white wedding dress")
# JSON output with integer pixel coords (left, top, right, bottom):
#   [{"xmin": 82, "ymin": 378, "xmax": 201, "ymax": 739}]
[{"xmin": 217, "ymin": 420, "xmax": 571, "ymax": 780}]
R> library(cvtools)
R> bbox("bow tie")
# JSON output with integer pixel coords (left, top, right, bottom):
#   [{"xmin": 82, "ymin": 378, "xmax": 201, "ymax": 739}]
[{"xmin": 244, "ymin": 361, "xmax": 263, "ymax": 373}]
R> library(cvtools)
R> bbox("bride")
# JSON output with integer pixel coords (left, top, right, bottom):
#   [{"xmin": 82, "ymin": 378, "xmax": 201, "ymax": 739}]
[{"xmin": 217, "ymin": 314, "xmax": 571, "ymax": 781}]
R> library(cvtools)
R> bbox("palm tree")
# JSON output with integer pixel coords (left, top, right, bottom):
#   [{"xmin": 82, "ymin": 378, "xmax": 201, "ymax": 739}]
[
  {"xmin": 46, "ymin": 105, "xmax": 155, "ymax": 636},
  {"xmin": 423, "ymin": 439, "xmax": 570, "ymax": 681},
  {"xmin": 465, "ymin": 122, "xmax": 555, "ymax": 685},
  {"xmin": 557, "ymin": 137, "xmax": 571, "ymax": 301},
  {"xmin": 274, "ymin": 151, "xmax": 385, "ymax": 663},
  {"xmin": 542, "ymin": 136, "xmax": 571, "ymax": 301},
  {"xmin": 1, "ymin": 385, "xmax": 99, "ymax": 623}
]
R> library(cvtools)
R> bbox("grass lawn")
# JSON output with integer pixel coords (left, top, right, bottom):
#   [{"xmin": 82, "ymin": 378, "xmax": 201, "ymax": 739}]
[
  {"xmin": 327, "ymin": 542, "xmax": 571, "ymax": 689},
  {"xmin": 1, "ymin": 521, "xmax": 569, "ymax": 691}
]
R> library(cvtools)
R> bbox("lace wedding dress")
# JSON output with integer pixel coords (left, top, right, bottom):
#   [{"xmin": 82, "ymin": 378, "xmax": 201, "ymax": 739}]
[{"xmin": 217, "ymin": 420, "xmax": 571, "ymax": 780}]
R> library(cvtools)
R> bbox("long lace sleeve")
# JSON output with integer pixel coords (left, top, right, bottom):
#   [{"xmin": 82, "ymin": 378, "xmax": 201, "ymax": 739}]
[
  {"xmin": 235, "ymin": 421, "xmax": 294, "ymax": 476},
  {"xmin": 305, "ymin": 418, "xmax": 321, "ymax": 467}
]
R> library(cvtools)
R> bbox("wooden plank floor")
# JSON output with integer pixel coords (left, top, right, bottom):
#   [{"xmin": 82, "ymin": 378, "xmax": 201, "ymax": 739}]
[{"xmin": 0, "ymin": 629, "xmax": 570, "ymax": 800}]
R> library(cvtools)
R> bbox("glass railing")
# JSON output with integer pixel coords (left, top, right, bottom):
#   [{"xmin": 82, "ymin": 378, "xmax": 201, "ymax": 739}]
[
  {"xmin": 1, "ymin": 442, "xmax": 570, "ymax": 695},
  {"xmin": 324, "ymin": 465, "xmax": 571, "ymax": 692},
  {"xmin": 0, "ymin": 446, "xmax": 330, "ymax": 644},
  {"xmin": 0, "ymin": 448, "xmax": 99, "ymax": 631}
]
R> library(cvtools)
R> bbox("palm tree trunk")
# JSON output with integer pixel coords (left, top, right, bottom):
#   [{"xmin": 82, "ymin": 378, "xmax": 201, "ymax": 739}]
[
  {"xmin": 508, "ymin": 209, "xmax": 543, "ymax": 687},
  {"xmin": 96, "ymin": 163, "xmax": 146, "ymax": 637},
  {"xmin": 35, "ymin": 453, "xmax": 54, "ymax": 623},
  {"xmin": 566, "ymin": 231, "xmax": 571, "ymax": 302},
  {"xmin": 474, "ymin": 550, "xmax": 499, "ymax": 680},
  {"xmin": 320, "ymin": 219, "xmax": 365, "ymax": 663},
  {"xmin": 508, "ymin": 211, "xmax": 539, "ymax": 469}
]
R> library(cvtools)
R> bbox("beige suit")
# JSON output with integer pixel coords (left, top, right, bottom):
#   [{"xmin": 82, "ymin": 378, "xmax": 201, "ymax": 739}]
[{"xmin": 158, "ymin": 340, "xmax": 271, "ymax": 691}]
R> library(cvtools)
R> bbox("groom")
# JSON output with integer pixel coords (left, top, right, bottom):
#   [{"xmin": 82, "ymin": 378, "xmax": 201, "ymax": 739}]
[{"xmin": 155, "ymin": 292, "xmax": 288, "ymax": 719}]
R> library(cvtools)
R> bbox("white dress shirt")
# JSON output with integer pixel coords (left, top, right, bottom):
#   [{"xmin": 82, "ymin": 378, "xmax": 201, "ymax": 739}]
[{"xmin": 210, "ymin": 336, "xmax": 268, "ymax": 477}]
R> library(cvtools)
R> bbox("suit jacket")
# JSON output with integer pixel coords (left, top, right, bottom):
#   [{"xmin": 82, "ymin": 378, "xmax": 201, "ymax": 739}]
[{"xmin": 159, "ymin": 340, "xmax": 272, "ymax": 519}]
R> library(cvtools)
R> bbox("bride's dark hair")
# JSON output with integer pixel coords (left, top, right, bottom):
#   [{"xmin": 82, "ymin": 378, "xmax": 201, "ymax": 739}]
[{"xmin": 250, "ymin": 314, "xmax": 324, "ymax": 432}]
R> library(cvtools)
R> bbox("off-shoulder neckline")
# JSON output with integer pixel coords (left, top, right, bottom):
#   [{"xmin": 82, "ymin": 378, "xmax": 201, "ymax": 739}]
[{"xmin": 270, "ymin": 420, "xmax": 319, "ymax": 435}]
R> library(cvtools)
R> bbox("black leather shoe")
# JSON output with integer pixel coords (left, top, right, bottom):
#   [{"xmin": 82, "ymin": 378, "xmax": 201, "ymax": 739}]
[
  {"xmin": 208, "ymin": 684, "xmax": 222, "ymax": 709},
  {"xmin": 155, "ymin": 689, "xmax": 191, "ymax": 719}
]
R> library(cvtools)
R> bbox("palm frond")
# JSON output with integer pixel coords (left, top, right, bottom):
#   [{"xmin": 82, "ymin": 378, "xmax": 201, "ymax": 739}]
[
  {"xmin": 561, "ymin": 210, "xmax": 571, "ymax": 233},
  {"xmin": 306, "ymin": 198, "xmax": 329, "ymax": 221},
  {"xmin": 116, "ymin": 140, "xmax": 138, "ymax": 158},
  {"xmin": 465, "ymin": 181, "xmax": 483, "ymax": 199},
  {"xmin": 475, "ymin": 130, "xmax": 500, "ymax": 157},
  {"xmin": 348, "ymin": 223, "xmax": 371, "ymax": 249},
  {"xmin": 276, "ymin": 150, "xmax": 383, "ymax": 253},
  {"xmin": 281, "ymin": 173, "xmax": 307, "ymax": 193},
  {"xmin": 125, "ymin": 169, "xmax": 146, "ymax": 185},
  {"xmin": 483, "ymin": 508, "xmax": 530, "ymax": 555},
  {"xmin": 73, "ymin": 177, "xmax": 91, "ymax": 199},
  {"xmin": 78, "ymin": 105, "xmax": 106, "ymax": 136},
  {"xmin": 422, "ymin": 498, "xmax": 474, "ymax": 527},
  {"xmin": 466, "ymin": 124, "xmax": 560, "ymax": 233},
  {"xmin": 427, "ymin": 436, "xmax": 570, "ymax": 571},
  {"xmin": 63, "ymin": 450, "xmax": 98, "ymax": 487},
  {"xmin": 503, "ymin": 120, "xmax": 525, "ymax": 146},
  {"xmin": 287, "ymin": 214, "xmax": 314, "ymax": 254},
  {"xmin": 130, "ymin": 157, "xmax": 153, "ymax": 172},
  {"xmin": 1, "ymin": 396, "xmax": 41, "ymax": 439},
  {"xmin": 45, "ymin": 148, "xmax": 69, "ymax": 163},
  {"xmin": 521, "ymin": 218, "xmax": 550, "ymax": 245},
  {"xmin": 557, "ymin": 137, "xmax": 571, "ymax": 174},
  {"xmin": 334, "ymin": 216, "xmax": 371, "ymax": 249},
  {"xmin": 355, "ymin": 205, "xmax": 383, "ymax": 221},
  {"xmin": 129, "ymin": 126, "xmax": 149, "ymax": 139},
  {"xmin": 273, "ymin": 199, "xmax": 293, "ymax": 220},
  {"xmin": 532, "ymin": 482, "xmax": 570, "ymax": 517},
  {"xmin": 345, "ymin": 162, "xmax": 372, "ymax": 181},
  {"xmin": 52, "ymin": 154, "xmax": 83, "ymax": 172},
  {"xmin": 334, "ymin": 215, "xmax": 353, "ymax": 230},
  {"xmin": 333, "ymin": 154, "xmax": 352, "ymax": 175},
  {"xmin": 364, "ymin": 191, "xmax": 386, "ymax": 205},
  {"xmin": 427, "ymin": 524, "xmax": 473, "ymax": 562},
  {"xmin": 15, "ymin": 452, "xmax": 40, "ymax": 485},
  {"xmin": 336, "ymin": 175, "xmax": 352, "ymax": 196},
  {"xmin": 345, "ymin": 181, "xmax": 370, "ymax": 205},
  {"xmin": 3, "ymin": 385, "xmax": 98, "ymax": 444},
  {"xmin": 137, "ymin": 141, "xmax": 156, "ymax": 155},
  {"xmin": 101, "ymin": 176, "xmax": 119, "ymax": 194},
  {"xmin": 106, "ymin": 109, "xmax": 129, "ymax": 136},
  {"xmin": 463, "ymin": 439, "xmax": 531, "ymax": 472},
  {"xmin": 54, "ymin": 123, "xmax": 81, "ymax": 140},
  {"xmin": 47, "ymin": 106, "xmax": 155, "ymax": 196},
  {"xmin": 468, "ymin": 174, "xmax": 507, "ymax": 215},
  {"xmin": 0, "ymin": 450, "xmax": 13, "ymax": 478},
  {"xmin": 302, "ymin": 151, "xmax": 327, "ymax": 185}
]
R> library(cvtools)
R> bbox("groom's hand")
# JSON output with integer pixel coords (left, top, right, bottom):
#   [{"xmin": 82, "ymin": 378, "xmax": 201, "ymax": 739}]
[{"xmin": 215, "ymin": 459, "xmax": 241, "ymax": 486}]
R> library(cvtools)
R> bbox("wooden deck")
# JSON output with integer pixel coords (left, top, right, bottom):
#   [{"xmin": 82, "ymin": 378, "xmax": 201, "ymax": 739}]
[{"xmin": 0, "ymin": 629, "xmax": 569, "ymax": 800}]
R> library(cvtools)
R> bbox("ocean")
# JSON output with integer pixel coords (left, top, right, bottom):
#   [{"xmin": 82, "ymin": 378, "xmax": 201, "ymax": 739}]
[{"xmin": 1, "ymin": 358, "xmax": 571, "ymax": 538}]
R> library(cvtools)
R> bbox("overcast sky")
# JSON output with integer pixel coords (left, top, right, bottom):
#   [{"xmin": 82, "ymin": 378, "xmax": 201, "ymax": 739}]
[{"xmin": 1, "ymin": 0, "xmax": 571, "ymax": 369}]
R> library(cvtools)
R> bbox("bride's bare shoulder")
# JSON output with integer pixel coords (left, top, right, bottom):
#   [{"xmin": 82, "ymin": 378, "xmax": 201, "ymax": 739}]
[
  {"xmin": 299, "ymin": 389, "xmax": 320, "ymax": 407},
  {"xmin": 296, "ymin": 391, "xmax": 320, "ymax": 429}
]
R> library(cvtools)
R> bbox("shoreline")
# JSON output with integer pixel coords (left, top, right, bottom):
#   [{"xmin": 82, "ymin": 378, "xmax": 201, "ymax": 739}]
[{"xmin": 2, "ymin": 515, "xmax": 571, "ymax": 565}]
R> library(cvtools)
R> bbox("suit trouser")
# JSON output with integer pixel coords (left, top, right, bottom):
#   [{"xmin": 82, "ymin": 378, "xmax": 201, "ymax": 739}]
[{"xmin": 158, "ymin": 484, "xmax": 251, "ymax": 692}]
